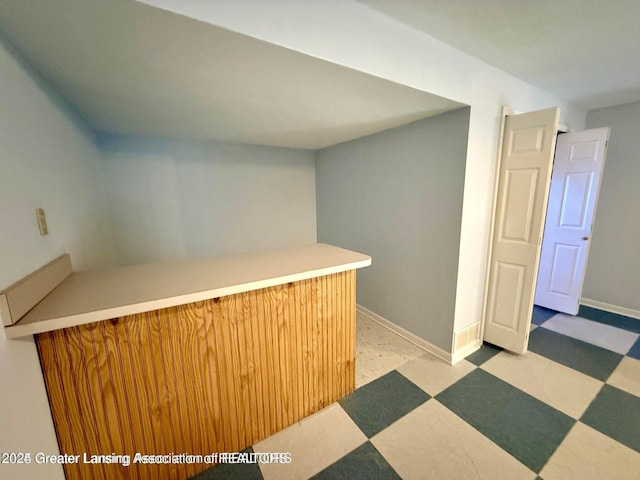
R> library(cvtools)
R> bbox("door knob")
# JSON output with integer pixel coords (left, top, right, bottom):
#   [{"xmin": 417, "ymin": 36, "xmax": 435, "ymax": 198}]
[{"xmin": 582, "ymin": 236, "xmax": 589, "ymax": 240}]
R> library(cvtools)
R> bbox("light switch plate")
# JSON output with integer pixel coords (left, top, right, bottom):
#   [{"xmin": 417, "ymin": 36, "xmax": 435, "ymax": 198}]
[{"xmin": 36, "ymin": 208, "xmax": 48, "ymax": 236}]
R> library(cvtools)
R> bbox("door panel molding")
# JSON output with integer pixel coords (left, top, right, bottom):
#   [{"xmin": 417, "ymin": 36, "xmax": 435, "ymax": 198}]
[
  {"xmin": 483, "ymin": 107, "xmax": 560, "ymax": 354},
  {"xmin": 534, "ymin": 128, "xmax": 610, "ymax": 314}
]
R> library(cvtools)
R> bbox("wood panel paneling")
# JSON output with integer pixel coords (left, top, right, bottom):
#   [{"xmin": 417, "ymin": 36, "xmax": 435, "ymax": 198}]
[{"xmin": 36, "ymin": 271, "xmax": 356, "ymax": 480}]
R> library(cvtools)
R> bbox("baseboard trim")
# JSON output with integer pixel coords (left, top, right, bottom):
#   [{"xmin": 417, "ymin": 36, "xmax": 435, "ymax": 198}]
[
  {"xmin": 356, "ymin": 304, "xmax": 453, "ymax": 364},
  {"xmin": 581, "ymin": 298, "xmax": 640, "ymax": 321}
]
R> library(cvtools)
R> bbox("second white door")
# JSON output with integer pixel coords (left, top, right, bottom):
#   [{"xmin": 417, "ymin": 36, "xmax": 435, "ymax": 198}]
[{"xmin": 534, "ymin": 128, "xmax": 610, "ymax": 314}]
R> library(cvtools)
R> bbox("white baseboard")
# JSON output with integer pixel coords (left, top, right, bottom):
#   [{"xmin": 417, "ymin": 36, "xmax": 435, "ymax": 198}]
[
  {"xmin": 580, "ymin": 298, "xmax": 640, "ymax": 321},
  {"xmin": 356, "ymin": 304, "xmax": 453, "ymax": 364}
]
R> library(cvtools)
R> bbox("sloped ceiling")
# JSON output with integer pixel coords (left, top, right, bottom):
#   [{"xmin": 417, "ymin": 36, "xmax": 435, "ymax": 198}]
[{"xmin": 0, "ymin": 0, "xmax": 463, "ymax": 150}]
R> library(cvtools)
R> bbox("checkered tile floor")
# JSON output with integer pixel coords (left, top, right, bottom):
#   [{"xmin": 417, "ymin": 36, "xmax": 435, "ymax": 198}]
[{"xmin": 192, "ymin": 306, "xmax": 640, "ymax": 479}]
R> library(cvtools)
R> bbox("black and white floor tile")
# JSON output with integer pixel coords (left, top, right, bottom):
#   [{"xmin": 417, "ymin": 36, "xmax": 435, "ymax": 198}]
[{"xmin": 193, "ymin": 306, "xmax": 640, "ymax": 479}]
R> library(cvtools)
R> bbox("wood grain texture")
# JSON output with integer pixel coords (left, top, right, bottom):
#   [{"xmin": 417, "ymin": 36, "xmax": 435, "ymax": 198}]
[{"xmin": 36, "ymin": 271, "xmax": 356, "ymax": 480}]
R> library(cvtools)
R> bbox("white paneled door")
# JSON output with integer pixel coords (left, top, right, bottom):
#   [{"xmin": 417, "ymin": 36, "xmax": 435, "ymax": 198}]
[
  {"xmin": 534, "ymin": 128, "xmax": 610, "ymax": 314},
  {"xmin": 484, "ymin": 107, "xmax": 559, "ymax": 354}
]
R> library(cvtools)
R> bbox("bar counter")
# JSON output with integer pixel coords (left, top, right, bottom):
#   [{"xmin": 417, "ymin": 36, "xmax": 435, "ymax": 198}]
[
  {"xmin": 5, "ymin": 243, "xmax": 370, "ymax": 338},
  {"xmin": 5, "ymin": 244, "xmax": 370, "ymax": 480}
]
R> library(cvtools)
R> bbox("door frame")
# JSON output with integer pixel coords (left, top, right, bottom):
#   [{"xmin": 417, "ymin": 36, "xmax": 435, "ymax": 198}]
[{"xmin": 479, "ymin": 106, "xmax": 512, "ymax": 344}]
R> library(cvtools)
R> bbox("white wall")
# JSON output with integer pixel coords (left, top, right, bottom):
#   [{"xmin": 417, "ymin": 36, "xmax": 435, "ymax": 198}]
[
  {"xmin": 0, "ymin": 38, "xmax": 117, "ymax": 479},
  {"xmin": 140, "ymin": 0, "xmax": 587, "ymax": 341},
  {"xmin": 317, "ymin": 109, "xmax": 469, "ymax": 350},
  {"xmin": 98, "ymin": 134, "xmax": 317, "ymax": 265},
  {"xmin": 583, "ymin": 101, "xmax": 640, "ymax": 313}
]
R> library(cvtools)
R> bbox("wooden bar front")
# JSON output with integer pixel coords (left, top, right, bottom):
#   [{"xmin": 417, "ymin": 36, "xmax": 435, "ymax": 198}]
[{"xmin": 35, "ymin": 270, "xmax": 356, "ymax": 480}]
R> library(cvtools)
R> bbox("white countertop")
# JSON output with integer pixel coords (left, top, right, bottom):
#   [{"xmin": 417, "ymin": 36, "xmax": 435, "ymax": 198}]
[{"xmin": 5, "ymin": 244, "xmax": 371, "ymax": 339}]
